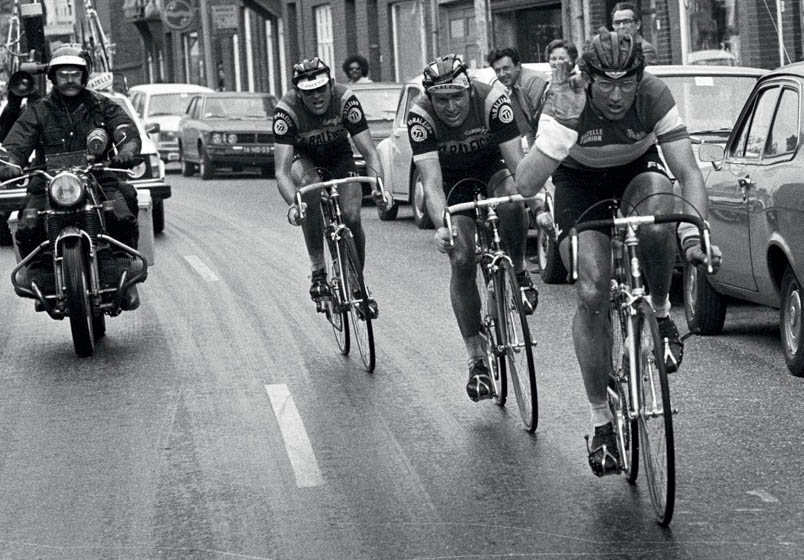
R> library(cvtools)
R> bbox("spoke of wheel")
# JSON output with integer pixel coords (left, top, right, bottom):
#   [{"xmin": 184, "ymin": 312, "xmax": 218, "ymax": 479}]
[
  {"xmin": 341, "ymin": 233, "xmax": 375, "ymax": 372},
  {"xmin": 496, "ymin": 261, "xmax": 537, "ymax": 432},
  {"xmin": 636, "ymin": 299, "xmax": 675, "ymax": 526}
]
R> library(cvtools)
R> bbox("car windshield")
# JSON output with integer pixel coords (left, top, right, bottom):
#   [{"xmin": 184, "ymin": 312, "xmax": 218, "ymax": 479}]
[
  {"xmin": 106, "ymin": 96, "xmax": 145, "ymax": 134},
  {"xmin": 148, "ymin": 92, "xmax": 197, "ymax": 116},
  {"xmin": 203, "ymin": 96, "xmax": 277, "ymax": 119},
  {"xmin": 660, "ymin": 74, "xmax": 760, "ymax": 135},
  {"xmin": 351, "ymin": 88, "xmax": 399, "ymax": 121}
]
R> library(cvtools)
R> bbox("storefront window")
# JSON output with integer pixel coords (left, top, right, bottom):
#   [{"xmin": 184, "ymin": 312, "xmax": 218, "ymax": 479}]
[
  {"xmin": 687, "ymin": 0, "xmax": 739, "ymax": 65},
  {"xmin": 183, "ymin": 32, "xmax": 203, "ymax": 85}
]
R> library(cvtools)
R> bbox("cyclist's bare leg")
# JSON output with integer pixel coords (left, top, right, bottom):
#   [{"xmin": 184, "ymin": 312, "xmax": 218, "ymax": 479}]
[
  {"xmin": 338, "ymin": 179, "xmax": 366, "ymax": 268},
  {"xmin": 490, "ymin": 171, "xmax": 528, "ymax": 273},
  {"xmin": 448, "ymin": 215, "xmax": 483, "ymax": 339},
  {"xmin": 291, "ymin": 158, "xmax": 325, "ymax": 270},
  {"xmin": 623, "ymin": 173, "xmax": 676, "ymax": 315}
]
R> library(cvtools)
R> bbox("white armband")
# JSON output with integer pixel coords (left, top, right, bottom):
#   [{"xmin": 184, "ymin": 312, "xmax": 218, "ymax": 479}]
[{"xmin": 534, "ymin": 115, "xmax": 577, "ymax": 162}]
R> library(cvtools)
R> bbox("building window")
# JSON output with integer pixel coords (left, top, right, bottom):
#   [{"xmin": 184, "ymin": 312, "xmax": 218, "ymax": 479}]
[
  {"xmin": 314, "ymin": 4, "xmax": 334, "ymax": 69},
  {"xmin": 686, "ymin": 0, "xmax": 740, "ymax": 65},
  {"xmin": 450, "ymin": 18, "xmax": 464, "ymax": 39}
]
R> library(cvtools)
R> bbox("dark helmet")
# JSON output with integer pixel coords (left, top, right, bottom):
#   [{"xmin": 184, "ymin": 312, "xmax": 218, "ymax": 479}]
[
  {"xmin": 47, "ymin": 43, "xmax": 92, "ymax": 85},
  {"xmin": 580, "ymin": 28, "xmax": 644, "ymax": 81},
  {"xmin": 422, "ymin": 54, "xmax": 470, "ymax": 94},
  {"xmin": 292, "ymin": 57, "xmax": 331, "ymax": 90}
]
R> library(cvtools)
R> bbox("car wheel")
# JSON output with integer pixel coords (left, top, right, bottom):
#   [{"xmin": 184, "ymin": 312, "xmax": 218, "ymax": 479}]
[
  {"xmin": 538, "ymin": 228, "xmax": 566, "ymax": 284},
  {"xmin": 780, "ymin": 266, "xmax": 804, "ymax": 377},
  {"xmin": 377, "ymin": 198, "xmax": 399, "ymax": 221},
  {"xmin": 180, "ymin": 143, "xmax": 194, "ymax": 176},
  {"xmin": 411, "ymin": 168, "xmax": 432, "ymax": 229},
  {"xmin": 199, "ymin": 145, "xmax": 215, "ymax": 180},
  {"xmin": 152, "ymin": 199, "xmax": 165, "ymax": 234},
  {"xmin": 0, "ymin": 215, "xmax": 12, "ymax": 247},
  {"xmin": 683, "ymin": 260, "xmax": 727, "ymax": 335}
]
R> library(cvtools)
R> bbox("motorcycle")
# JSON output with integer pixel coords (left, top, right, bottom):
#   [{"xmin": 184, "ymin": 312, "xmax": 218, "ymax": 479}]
[{"xmin": 0, "ymin": 130, "xmax": 148, "ymax": 357}]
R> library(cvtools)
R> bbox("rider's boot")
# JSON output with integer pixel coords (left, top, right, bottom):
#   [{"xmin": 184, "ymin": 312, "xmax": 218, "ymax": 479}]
[{"xmin": 121, "ymin": 284, "xmax": 140, "ymax": 311}]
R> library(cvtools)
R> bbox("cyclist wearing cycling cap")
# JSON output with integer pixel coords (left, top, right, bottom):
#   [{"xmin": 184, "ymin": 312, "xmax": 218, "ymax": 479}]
[
  {"xmin": 516, "ymin": 29, "xmax": 721, "ymax": 475},
  {"xmin": 273, "ymin": 58, "xmax": 385, "ymax": 313},
  {"xmin": 408, "ymin": 54, "xmax": 540, "ymax": 402}
]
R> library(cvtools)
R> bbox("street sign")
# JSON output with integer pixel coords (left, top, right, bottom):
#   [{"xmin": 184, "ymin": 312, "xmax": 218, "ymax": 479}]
[
  {"xmin": 163, "ymin": 0, "xmax": 195, "ymax": 32},
  {"xmin": 212, "ymin": 5, "xmax": 238, "ymax": 32},
  {"xmin": 87, "ymin": 72, "xmax": 113, "ymax": 92}
]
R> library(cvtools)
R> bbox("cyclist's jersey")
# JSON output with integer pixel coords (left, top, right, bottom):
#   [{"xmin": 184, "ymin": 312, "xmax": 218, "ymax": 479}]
[
  {"xmin": 272, "ymin": 82, "xmax": 369, "ymax": 163},
  {"xmin": 563, "ymin": 73, "xmax": 689, "ymax": 170},
  {"xmin": 407, "ymin": 81, "xmax": 519, "ymax": 172}
]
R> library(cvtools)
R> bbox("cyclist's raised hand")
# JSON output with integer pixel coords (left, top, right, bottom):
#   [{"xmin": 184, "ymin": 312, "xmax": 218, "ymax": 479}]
[
  {"xmin": 684, "ymin": 242, "xmax": 722, "ymax": 274},
  {"xmin": 286, "ymin": 203, "xmax": 307, "ymax": 226},
  {"xmin": 542, "ymin": 60, "xmax": 586, "ymax": 130},
  {"xmin": 435, "ymin": 226, "xmax": 457, "ymax": 254},
  {"xmin": 535, "ymin": 209, "xmax": 556, "ymax": 239}
]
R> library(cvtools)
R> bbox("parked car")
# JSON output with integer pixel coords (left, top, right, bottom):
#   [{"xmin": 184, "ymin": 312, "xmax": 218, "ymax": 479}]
[
  {"xmin": 178, "ymin": 92, "xmax": 278, "ymax": 180},
  {"xmin": 347, "ymin": 81, "xmax": 403, "ymax": 179},
  {"xmin": 686, "ymin": 61, "xmax": 804, "ymax": 377},
  {"xmin": 128, "ymin": 83, "xmax": 214, "ymax": 164},
  {"xmin": 535, "ymin": 64, "xmax": 769, "ymax": 284},
  {"xmin": 0, "ymin": 90, "xmax": 172, "ymax": 240},
  {"xmin": 375, "ymin": 63, "xmax": 550, "ymax": 225}
]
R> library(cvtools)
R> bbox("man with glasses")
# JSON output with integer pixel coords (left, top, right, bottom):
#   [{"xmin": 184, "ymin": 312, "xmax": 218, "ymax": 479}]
[
  {"xmin": 516, "ymin": 29, "xmax": 721, "ymax": 476},
  {"xmin": 342, "ymin": 55, "xmax": 373, "ymax": 84},
  {"xmin": 274, "ymin": 57, "xmax": 384, "ymax": 312},
  {"xmin": 611, "ymin": 2, "xmax": 658, "ymax": 65}
]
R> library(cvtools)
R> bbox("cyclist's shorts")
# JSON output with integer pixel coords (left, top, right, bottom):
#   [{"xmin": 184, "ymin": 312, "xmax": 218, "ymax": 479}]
[
  {"xmin": 552, "ymin": 148, "xmax": 669, "ymax": 243},
  {"xmin": 443, "ymin": 159, "xmax": 507, "ymax": 217},
  {"xmin": 293, "ymin": 150, "xmax": 358, "ymax": 181}
]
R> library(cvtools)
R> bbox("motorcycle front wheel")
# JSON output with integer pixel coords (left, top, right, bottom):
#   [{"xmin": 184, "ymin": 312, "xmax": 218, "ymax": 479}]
[{"xmin": 63, "ymin": 239, "xmax": 95, "ymax": 357}]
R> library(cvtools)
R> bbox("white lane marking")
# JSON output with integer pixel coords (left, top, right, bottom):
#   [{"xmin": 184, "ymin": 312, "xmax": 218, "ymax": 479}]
[
  {"xmin": 184, "ymin": 255, "xmax": 219, "ymax": 282},
  {"xmin": 265, "ymin": 384, "xmax": 325, "ymax": 488},
  {"xmin": 746, "ymin": 489, "xmax": 779, "ymax": 503}
]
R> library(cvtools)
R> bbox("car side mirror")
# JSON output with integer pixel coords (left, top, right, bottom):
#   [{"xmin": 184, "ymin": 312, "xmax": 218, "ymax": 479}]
[
  {"xmin": 145, "ymin": 122, "xmax": 160, "ymax": 134},
  {"xmin": 698, "ymin": 143, "xmax": 725, "ymax": 170},
  {"xmin": 0, "ymin": 146, "xmax": 8, "ymax": 162}
]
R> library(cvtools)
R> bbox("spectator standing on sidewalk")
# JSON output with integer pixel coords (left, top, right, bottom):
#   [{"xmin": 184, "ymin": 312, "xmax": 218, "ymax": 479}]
[
  {"xmin": 342, "ymin": 55, "xmax": 373, "ymax": 84},
  {"xmin": 611, "ymin": 2, "xmax": 659, "ymax": 65}
]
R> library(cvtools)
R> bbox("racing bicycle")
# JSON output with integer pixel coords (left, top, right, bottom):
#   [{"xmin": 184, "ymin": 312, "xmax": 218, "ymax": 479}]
[
  {"xmin": 296, "ymin": 173, "xmax": 390, "ymax": 372},
  {"xmin": 444, "ymin": 187, "xmax": 539, "ymax": 432},
  {"xmin": 568, "ymin": 202, "xmax": 713, "ymax": 526}
]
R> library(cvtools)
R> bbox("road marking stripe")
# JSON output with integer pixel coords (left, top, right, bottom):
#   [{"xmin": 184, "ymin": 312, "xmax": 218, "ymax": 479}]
[
  {"xmin": 746, "ymin": 489, "xmax": 779, "ymax": 503},
  {"xmin": 265, "ymin": 384, "xmax": 324, "ymax": 488},
  {"xmin": 184, "ymin": 255, "xmax": 219, "ymax": 282}
]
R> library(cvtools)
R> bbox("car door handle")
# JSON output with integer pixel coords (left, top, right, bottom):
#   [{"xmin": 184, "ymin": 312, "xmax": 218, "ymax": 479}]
[{"xmin": 738, "ymin": 176, "xmax": 754, "ymax": 201}]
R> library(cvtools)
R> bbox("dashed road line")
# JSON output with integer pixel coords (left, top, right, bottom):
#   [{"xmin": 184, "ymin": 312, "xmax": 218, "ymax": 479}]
[{"xmin": 184, "ymin": 255, "xmax": 219, "ymax": 282}]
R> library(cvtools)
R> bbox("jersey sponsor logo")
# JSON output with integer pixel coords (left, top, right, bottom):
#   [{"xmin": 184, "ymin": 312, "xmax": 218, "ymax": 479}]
[
  {"xmin": 498, "ymin": 105, "xmax": 514, "ymax": 124},
  {"xmin": 440, "ymin": 136, "xmax": 492, "ymax": 154},
  {"xmin": 626, "ymin": 128, "xmax": 647, "ymax": 141},
  {"xmin": 299, "ymin": 127, "xmax": 347, "ymax": 145},
  {"xmin": 579, "ymin": 128, "xmax": 603, "ymax": 144},
  {"xmin": 490, "ymin": 95, "xmax": 513, "ymax": 123},
  {"xmin": 347, "ymin": 106, "xmax": 363, "ymax": 124},
  {"xmin": 647, "ymin": 160, "xmax": 666, "ymax": 174},
  {"xmin": 410, "ymin": 124, "xmax": 428, "ymax": 142},
  {"xmin": 274, "ymin": 117, "xmax": 289, "ymax": 135},
  {"xmin": 463, "ymin": 127, "xmax": 487, "ymax": 137}
]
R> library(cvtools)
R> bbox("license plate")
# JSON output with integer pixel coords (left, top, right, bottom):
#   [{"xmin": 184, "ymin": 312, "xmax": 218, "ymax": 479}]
[{"xmin": 240, "ymin": 145, "xmax": 272, "ymax": 154}]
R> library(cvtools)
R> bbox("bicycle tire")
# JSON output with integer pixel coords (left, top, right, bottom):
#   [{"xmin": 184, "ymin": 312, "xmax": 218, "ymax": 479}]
[
  {"xmin": 635, "ymin": 299, "xmax": 676, "ymax": 526},
  {"xmin": 496, "ymin": 260, "xmax": 538, "ymax": 432},
  {"xmin": 323, "ymin": 229, "xmax": 349, "ymax": 356},
  {"xmin": 341, "ymin": 232, "xmax": 376, "ymax": 372},
  {"xmin": 609, "ymin": 293, "xmax": 639, "ymax": 483},
  {"xmin": 476, "ymin": 257, "xmax": 506, "ymax": 406}
]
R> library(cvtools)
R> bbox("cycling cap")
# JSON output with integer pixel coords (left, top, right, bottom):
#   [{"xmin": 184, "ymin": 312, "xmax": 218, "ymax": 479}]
[
  {"xmin": 292, "ymin": 58, "xmax": 331, "ymax": 90},
  {"xmin": 580, "ymin": 28, "xmax": 644, "ymax": 80},
  {"xmin": 47, "ymin": 43, "xmax": 92, "ymax": 84},
  {"xmin": 422, "ymin": 54, "xmax": 470, "ymax": 93}
]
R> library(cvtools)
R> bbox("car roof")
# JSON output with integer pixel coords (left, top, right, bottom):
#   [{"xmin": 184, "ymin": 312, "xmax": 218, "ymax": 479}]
[
  {"xmin": 128, "ymin": 83, "xmax": 215, "ymax": 94},
  {"xmin": 766, "ymin": 60, "xmax": 804, "ymax": 78},
  {"xmin": 196, "ymin": 91, "xmax": 276, "ymax": 98},
  {"xmin": 645, "ymin": 64, "xmax": 769, "ymax": 77},
  {"xmin": 344, "ymin": 81, "xmax": 404, "ymax": 89}
]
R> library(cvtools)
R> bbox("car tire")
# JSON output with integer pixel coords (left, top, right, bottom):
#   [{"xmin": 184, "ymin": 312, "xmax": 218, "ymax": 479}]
[
  {"xmin": 780, "ymin": 266, "xmax": 804, "ymax": 377},
  {"xmin": 411, "ymin": 168, "xmax": 432, "ymax": 230},
  {"xmin": 180, "ymin": 143, "xmax": 194, "ymax": 177},
  {"xmin": 152, "ymin": 199, "xmax": 165, "ymax": 234},
  {"xmin": 377, "ymin": 199, "xmax": 399, "ymax": 221},
  {"xmin": 199, "ymin": 145, "xmax": 215, "ymax": 180},
  {"xmin": 0, "ymin": 216, "xmax": 12, "ymax": 247},
  {"xmin": 538, "ymin": 228, "xmax": 566, "ymax": 284},
  {"xmin": 683, "ymin": 260, "xmax": 727, "ymax": 335}
]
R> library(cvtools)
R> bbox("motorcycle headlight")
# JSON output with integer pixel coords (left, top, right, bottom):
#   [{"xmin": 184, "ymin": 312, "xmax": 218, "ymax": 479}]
[
  {"xmin": 227, "ymin": 133, "xmax": 237, "ymax": 144},
  {"xmin": 211, "ymin": 133, "xmax": 223, "ymax": 144},
  {"xmin": 49, "ymin": 172, "xmax": 85, "ymax": 206},
  {"xmin": 129, "ymin": 159, "xmax": 148, "ymax": 179}
]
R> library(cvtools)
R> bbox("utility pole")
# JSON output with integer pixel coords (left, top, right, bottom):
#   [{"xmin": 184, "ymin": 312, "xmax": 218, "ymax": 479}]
[
  {"xmin": 198, "ymin": 0, "xmax": 215, "ymax": 89},
  {"xmin": 474, "ymin": 0, "xmax": 488, "ymax": 66}
]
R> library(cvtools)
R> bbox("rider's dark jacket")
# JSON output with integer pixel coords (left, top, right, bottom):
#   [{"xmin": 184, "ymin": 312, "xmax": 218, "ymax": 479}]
[{"xmin": 2, "ymin": 88, "xmax": 140, "ymax": 194}]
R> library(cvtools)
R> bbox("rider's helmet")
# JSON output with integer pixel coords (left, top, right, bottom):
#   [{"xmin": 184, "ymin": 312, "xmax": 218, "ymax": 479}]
[
  {"xmin": 579, "ymin": 28, "xmax": 644, "ymax": 82},
  {"xmin": 292, "ymin": 57, "xmax": 331, "ymax": 91},
  {"xmin": 422, "ymin": 54, "xmax": 470, "ymax": 95},
  {"xmin": 47, "ymin": 43, "xmax": 93, "ymax": 86}
]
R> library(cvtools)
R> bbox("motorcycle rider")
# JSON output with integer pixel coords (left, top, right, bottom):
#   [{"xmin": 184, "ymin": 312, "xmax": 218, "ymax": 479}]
[{"xmin": 0, "ymin": 44, "xmax": 142, "ymax": 309}]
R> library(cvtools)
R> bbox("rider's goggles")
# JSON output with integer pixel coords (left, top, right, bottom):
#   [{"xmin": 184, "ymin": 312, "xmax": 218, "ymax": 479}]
[{"xmin": 49, "ymin": 172, "xmax": 85, "ymax": 207}]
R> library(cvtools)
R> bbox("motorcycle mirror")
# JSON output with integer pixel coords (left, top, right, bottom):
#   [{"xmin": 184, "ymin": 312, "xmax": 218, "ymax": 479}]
[{"xmin": 0, "ymin": 147, "xmax": 9, "ymax": 162}]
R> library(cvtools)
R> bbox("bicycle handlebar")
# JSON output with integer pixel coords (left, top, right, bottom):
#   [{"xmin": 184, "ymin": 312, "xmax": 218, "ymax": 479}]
[
  {"xmin": 569, "ymin": 212, "xmax": 714, "ymax": 281},
  {"xmin": 442, "ymin": 193, "xmax": 536, "ymax": 248},
  {"xmin": 294, "ymin": 176, "xmax": 390, "ymax": 221}
]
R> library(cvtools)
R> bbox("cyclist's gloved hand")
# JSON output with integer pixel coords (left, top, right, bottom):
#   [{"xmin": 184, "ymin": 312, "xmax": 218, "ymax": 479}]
[
  {"xmin": 684, "ymin": 241, "xmax": 722, "ymax": 273},
  {"xmin": 542, "ymin": 60, "xmax": 586, "ymax": 130},
  {"xmin": 0, "ymin": 165, "xmax": 23, "ymax": 182},
  {"xmin": 111, "ymin": 151, "xmax": 136, "ymax": 167},
  {"xmin": 535, "ymin": 209, "xmax": 556, "ymax": 238},
  {"xmin": 434, "ymin": 226, "xmax": 457, "ymax": 254},
  {"xmin": 287, "ymin": 203, "xmax": 306, "ymax": 226},
  {"xmin": 372, "ymin": 188, "xmax": 393, "ymax": 209}
]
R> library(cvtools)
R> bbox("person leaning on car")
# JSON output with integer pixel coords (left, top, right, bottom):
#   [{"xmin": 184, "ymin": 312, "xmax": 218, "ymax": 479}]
[{"xmin": 0, "ymin": 44, "xmax": 141, "ymax": 261}]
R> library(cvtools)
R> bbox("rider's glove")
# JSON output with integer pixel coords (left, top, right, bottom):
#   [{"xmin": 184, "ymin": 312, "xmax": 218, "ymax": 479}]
[
  {"xmin": 111, "ymin": 151, "xmax": 135, "ymax": 167},
  {"xmin": 434, "ymin": 226, "xmax": 456, "ymax": 254},
  {"xmin": 535, "ymin": 60, "xmax": 585, "ymax": 161},
  {"xmin": 287, "ymin": 203, "xmax": 306, "ymax": 226},
  {"xmin": 534, "ymin": 208, "xmax": 556, "ymax": 238},
  {"xmin": 372, "ymin": 188, "xmax": 393, "ymax": 209},
  {"xmin": 678, "ymin": 222, "xmax": 722, "ymax": 273},
  {"xmin": 0, "ymin": 165, "xmax": 23, "ymax": 182}
]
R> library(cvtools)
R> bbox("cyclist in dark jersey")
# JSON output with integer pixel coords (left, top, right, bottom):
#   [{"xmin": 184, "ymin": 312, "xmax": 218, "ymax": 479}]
[
  {"xmin": 408, "ymin": 54, "xmax": 540, "ymax": 402},
  {"xmin": 274, "ymin": 58, "xmax": 385, "ymax": 311},
  {"xmin": 516, "ymin": 29, "xmax": 722, "ymax": 476}
]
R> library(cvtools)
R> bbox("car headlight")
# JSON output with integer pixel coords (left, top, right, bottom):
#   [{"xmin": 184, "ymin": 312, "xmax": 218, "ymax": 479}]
[
  {"xmin": 49, "ymin": 172, "xmax": 85, "ymax": 206},
  {"xmin": 129, "ymin": 160, "xmax": 148, "ymax": 179},
  {"xmin": 211, "ymin": 133, "xmax": 223, "ymax": 144},
  {"xmin": 227, "ymin": 133, "xmax": 237, "ymax": 144}
]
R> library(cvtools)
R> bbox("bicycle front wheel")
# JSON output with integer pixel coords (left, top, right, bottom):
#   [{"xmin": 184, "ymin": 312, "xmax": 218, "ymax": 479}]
[
  {"xmin": 341, "ymin": 232, "xmax": 376, "ymax": 372},
  {"xmin": 635, "ymin": 299, "xmax": 675, "ymax": 526},
  {"xmin": 323, "ymin": 231, "xmax": 349, "ymax": 355},
  {"xmin": 476, "ymin": 258, "xmax": 506, "ymax": 405},
  {"xmin": 609, "ymin": 295, "xmax": 639, "ymax": 483},
  {"xmin": 496, "ymin": 260, "xmax": 538, "ymax": 432}
]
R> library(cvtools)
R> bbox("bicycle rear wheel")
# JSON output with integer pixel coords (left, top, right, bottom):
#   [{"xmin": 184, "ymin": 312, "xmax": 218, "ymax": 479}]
[
  {"xmin": 635, "ymin": 299, "xmax": 676, "ymax": 526},
  {"xmin": 341, "ymin": 232, "xmax": 376, "ymax": 372},
  {"xmin": 324, "ymin": 231, "xmax": 349, "ymax": 356},
  {"xmin": 476, "ymin": 258, "xmax": 506, "ymax": 405},
  {"xmin": 609, "ymin": 295, "xmax": 639, "ymax": 483},
  {"xmin": 496, "ymin": 260, "xmax": 538, "ymax": 432}
]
